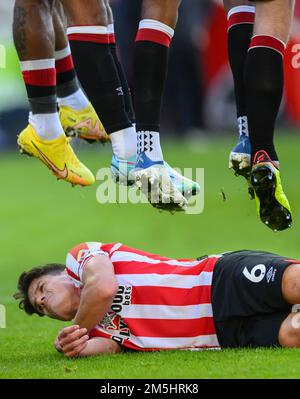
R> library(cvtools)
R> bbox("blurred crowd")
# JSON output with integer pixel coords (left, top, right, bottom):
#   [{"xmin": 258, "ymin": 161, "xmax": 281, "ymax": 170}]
[{"xmin": 0, "ymin": 0, "xmax": 299, "ymax": 150}]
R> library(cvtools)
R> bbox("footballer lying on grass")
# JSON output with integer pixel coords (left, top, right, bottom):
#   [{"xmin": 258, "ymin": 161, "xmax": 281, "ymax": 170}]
[{"xmin": 14, "ymin": 242, "xmax": 300, "ymax": 357}]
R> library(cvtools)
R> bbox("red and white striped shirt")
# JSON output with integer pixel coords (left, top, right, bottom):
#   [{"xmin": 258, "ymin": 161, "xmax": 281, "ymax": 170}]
[{"xmin": 66, "ymin": 242, "xmax": 221, "ymax": 351}]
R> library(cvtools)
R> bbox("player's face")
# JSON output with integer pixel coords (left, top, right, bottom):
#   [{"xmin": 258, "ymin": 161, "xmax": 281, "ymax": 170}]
[{"xmin": 28, "ymin": 272, "xmax": 80, "ymax": 321}]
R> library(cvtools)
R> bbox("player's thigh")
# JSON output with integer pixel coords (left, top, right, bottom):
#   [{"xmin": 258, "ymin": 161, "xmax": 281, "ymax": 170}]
[
  {"xmin": 212, "ymin": 251, "xmax": 292, "ymax": 321},
  {"xmin": 254, "ymin": 0, "xmax": 295, "ymax": 43},
  {"xmin": 278, "ymin": 312, "xmax": 300, "ymax": 347},
  {"xmin": 215, "ymin": 309, "xmax": 290, "ymax": 348},
  {"xmin": 223, "ymin": 0, "xmax": 254, "ymax": 14},
  {"xmin": 141, "ymin": 0, "xmax": 182, "ymax": 28},
  {"xmin": 60, "ymin": 0, "xmax": 107, "ymax": 26}
]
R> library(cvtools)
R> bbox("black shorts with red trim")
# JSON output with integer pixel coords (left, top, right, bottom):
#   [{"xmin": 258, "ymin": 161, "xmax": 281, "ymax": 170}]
[{"xmin": 211, "ymin": 250, "xmax": 296, "ymax": 348}]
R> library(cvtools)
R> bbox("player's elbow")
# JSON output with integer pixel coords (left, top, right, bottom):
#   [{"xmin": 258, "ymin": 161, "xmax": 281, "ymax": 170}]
[
  {"xmin": 99, "ymin": 281, "xmax": 119, "ymax": 301},
  {"xmin": 85, "ymin": 272, "xmax": 118, "ymax": 298},
  {"xmin": 89, "ymin": 278, "xmax": 119, "ymax": 303}
]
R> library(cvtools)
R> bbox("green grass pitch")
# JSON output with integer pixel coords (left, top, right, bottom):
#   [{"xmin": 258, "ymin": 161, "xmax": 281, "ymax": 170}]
[{"xmin": 1, "ymin": 132, "xmax": 300, "ymax": 379}]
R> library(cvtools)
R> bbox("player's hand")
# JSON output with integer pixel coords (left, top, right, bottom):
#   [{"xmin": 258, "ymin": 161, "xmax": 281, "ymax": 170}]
[
  {"xmin": 54, "ymin": 327, "xmax": 68, "ymax": 352},
  {"xmin": 54, "ymin": 335, "xmax": 63, "ymax": 353},
  {"xmin": 57, "ymin": 325, "xmax": 90, "ymax": 358}
]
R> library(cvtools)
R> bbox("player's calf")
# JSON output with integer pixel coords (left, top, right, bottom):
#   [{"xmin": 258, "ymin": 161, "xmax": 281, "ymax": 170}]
[
  {"xmin": 53, "ymin": 2, "xmax": 109, "ymax": 143},
  {"xmin": 63, "ymin": 0, "xmax": 137, "ymax": 165},
  {"xmin": 225, "ymin": 1, "xmax": 254, "ymax": 190}
]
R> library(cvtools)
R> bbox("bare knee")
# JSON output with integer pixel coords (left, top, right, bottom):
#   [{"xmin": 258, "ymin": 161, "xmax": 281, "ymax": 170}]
[
  {"xmin": 142, "ymin": 0, "xmax": 181, "ymax": 28},
  {"xmin": 61, "ymin": 0, "xmax": 107, "ymax": 26},
  {"xmin": 254, "ymin": 0, "xmax": 295, "ymax": 44},
  {"xmin": 279, "ymin": 313, "xmax": 300, "ymax": 347}
]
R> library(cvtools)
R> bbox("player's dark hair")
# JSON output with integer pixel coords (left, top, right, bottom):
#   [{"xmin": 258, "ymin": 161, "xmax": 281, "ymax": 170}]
[{"xmin": 14, "ymin": 264, "xmax": 65, "ymax": 316}]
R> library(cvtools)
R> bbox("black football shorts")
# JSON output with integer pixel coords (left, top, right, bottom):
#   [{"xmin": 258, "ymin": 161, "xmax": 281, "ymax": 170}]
[{"xmin": 211, "ymin": 250, "xmax": 296, "ymax": 348}]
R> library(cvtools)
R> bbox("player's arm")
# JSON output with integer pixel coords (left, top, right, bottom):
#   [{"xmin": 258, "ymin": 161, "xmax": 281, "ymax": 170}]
[
  {"xmin": 57, "ymin": 325, "xmax": 122, "ymax": 357},
  {"xmin": 78, "ymin": 337, "xmax": 122, "ymax": 357},
  {"xmin": 73, "ymin": 254, "xmax": 119, "ymax": 332}
]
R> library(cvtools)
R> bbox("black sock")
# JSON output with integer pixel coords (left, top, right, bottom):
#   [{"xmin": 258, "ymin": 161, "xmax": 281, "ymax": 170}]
[
  {"xmin": 109, "ymin": 42, "xmax": 135, "ymax": 123},
  {"xmin": 245, "ymin": 36, "xmax": 285, "ymax": 162},
  {"xmin": 228, "ymin": 24, "xmax": 253, "ymax": 120},
  {"xmin": 68, "ymin": 32, "xmax": 131, "ymax": 134},
  {"xmin": 133, "ymin": 41, "xmax": 169, "ymax": 133}
]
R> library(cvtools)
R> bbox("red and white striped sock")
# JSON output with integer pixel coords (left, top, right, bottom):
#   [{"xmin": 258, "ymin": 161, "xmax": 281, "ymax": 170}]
[
  {"xmin": 227, "ymin": 5, "xmax": 255, "ymax": 31},
  {"xmin": 55, "ymin": 45, "xmax": 89, "ymax": 111},
  {"xmin": 67, "ymin": 25, "xmax": 109, "ymax": 44},
  {"xmin": 21, "ymin": 59, "xmax": 64, "ymax": 140},
  {"xmin": 249, "ymin": 35, "xmax": 286, "ymax": 57},
  {"xmin": 135, "ymin": 19, "xmax": 174, "ymax": 48},
  {"xmin": 108, "ymin": 24, "xmax": 116, "ymax": 45},
  {"xmin": 67, "ymin": 25, "xmax": 133, "ymax": 135}
]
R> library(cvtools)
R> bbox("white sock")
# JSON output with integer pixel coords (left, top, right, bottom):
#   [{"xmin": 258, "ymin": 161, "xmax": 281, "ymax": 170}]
[
  {"xmin": 29, "ymin": 112, "xmax": 65, "ymax": 140},
  {"xmin": 110, "ymin": 126, "xmax": 137, "ymax": 160},
  {"xmin": 57, "ymin": 88, "xmax": 90, "ymax": 111},
  {"xmin": 137, "ymin": 131, "xmax": 163, "ymax": 162},
  {"xmin": 238, "ymin": 116, "xmax": 249, "ymax": 138}
]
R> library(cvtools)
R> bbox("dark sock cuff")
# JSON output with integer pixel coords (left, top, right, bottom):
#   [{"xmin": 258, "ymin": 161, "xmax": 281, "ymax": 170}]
[{"xmin": 29, "ymin": 95, "xmax": 58, "ymax": 114}]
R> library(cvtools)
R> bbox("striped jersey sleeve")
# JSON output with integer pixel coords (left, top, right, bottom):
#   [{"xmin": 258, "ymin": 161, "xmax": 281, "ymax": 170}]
[{"xmin": 65, "ymin": 242, "xmax": 109, "ymax": 283}]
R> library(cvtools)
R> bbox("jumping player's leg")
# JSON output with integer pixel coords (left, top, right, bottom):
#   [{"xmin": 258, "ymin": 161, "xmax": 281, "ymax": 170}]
[
  {"xmin": 103, "ymin": 0, "xmax": 138, "ymax": 184},
  {"xmin": 224, "ymin": 0, "xmax": 255, "ymax": 179},
  {"xmin": 13, "ymin": 0, "xmax": 94, "ymax": 186},
  {"xmin": 61, "ymin": 0, "xmax": 137, "ymax": 165},
  {"xmin": 247, "ymin": 0, "xmax": 295, "ymax": 161},
  {"xmin": 134, "ymin": 0, "xmax": 180, "ymax": 164},
  {"xmin": 53, "ymin": 2, "xmax": 88, "ymax": 112},
  {"xmin": 247, "ymin": 0, "xmax": 294, "ymax": 231},
  {"xmin": 132, "ymin": 0, "xmax": 199, "ymax": 212},
  {"xmin": 105, "ymin": 0, "xmax": 135, "ymax": 124},
  {"xmin": 13, "ymin": 0, "xmax": 63, "ymax": 140},
  {"xmin": 53, "ymin": 2, "xmax": 108, "ymax": 142}
]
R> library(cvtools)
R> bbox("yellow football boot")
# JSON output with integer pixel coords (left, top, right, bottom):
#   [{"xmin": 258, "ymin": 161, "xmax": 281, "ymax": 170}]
[
  {"xmin": 17, "ymin": 124, "xmax": 95, "ymax": 187},
  {"xmin": 59, "ymin": 103, "xmax": 110, "ymax": 143},
  {"xmin": 250, "ymin": 150, "xmax": 292, "ymax": 231}
]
